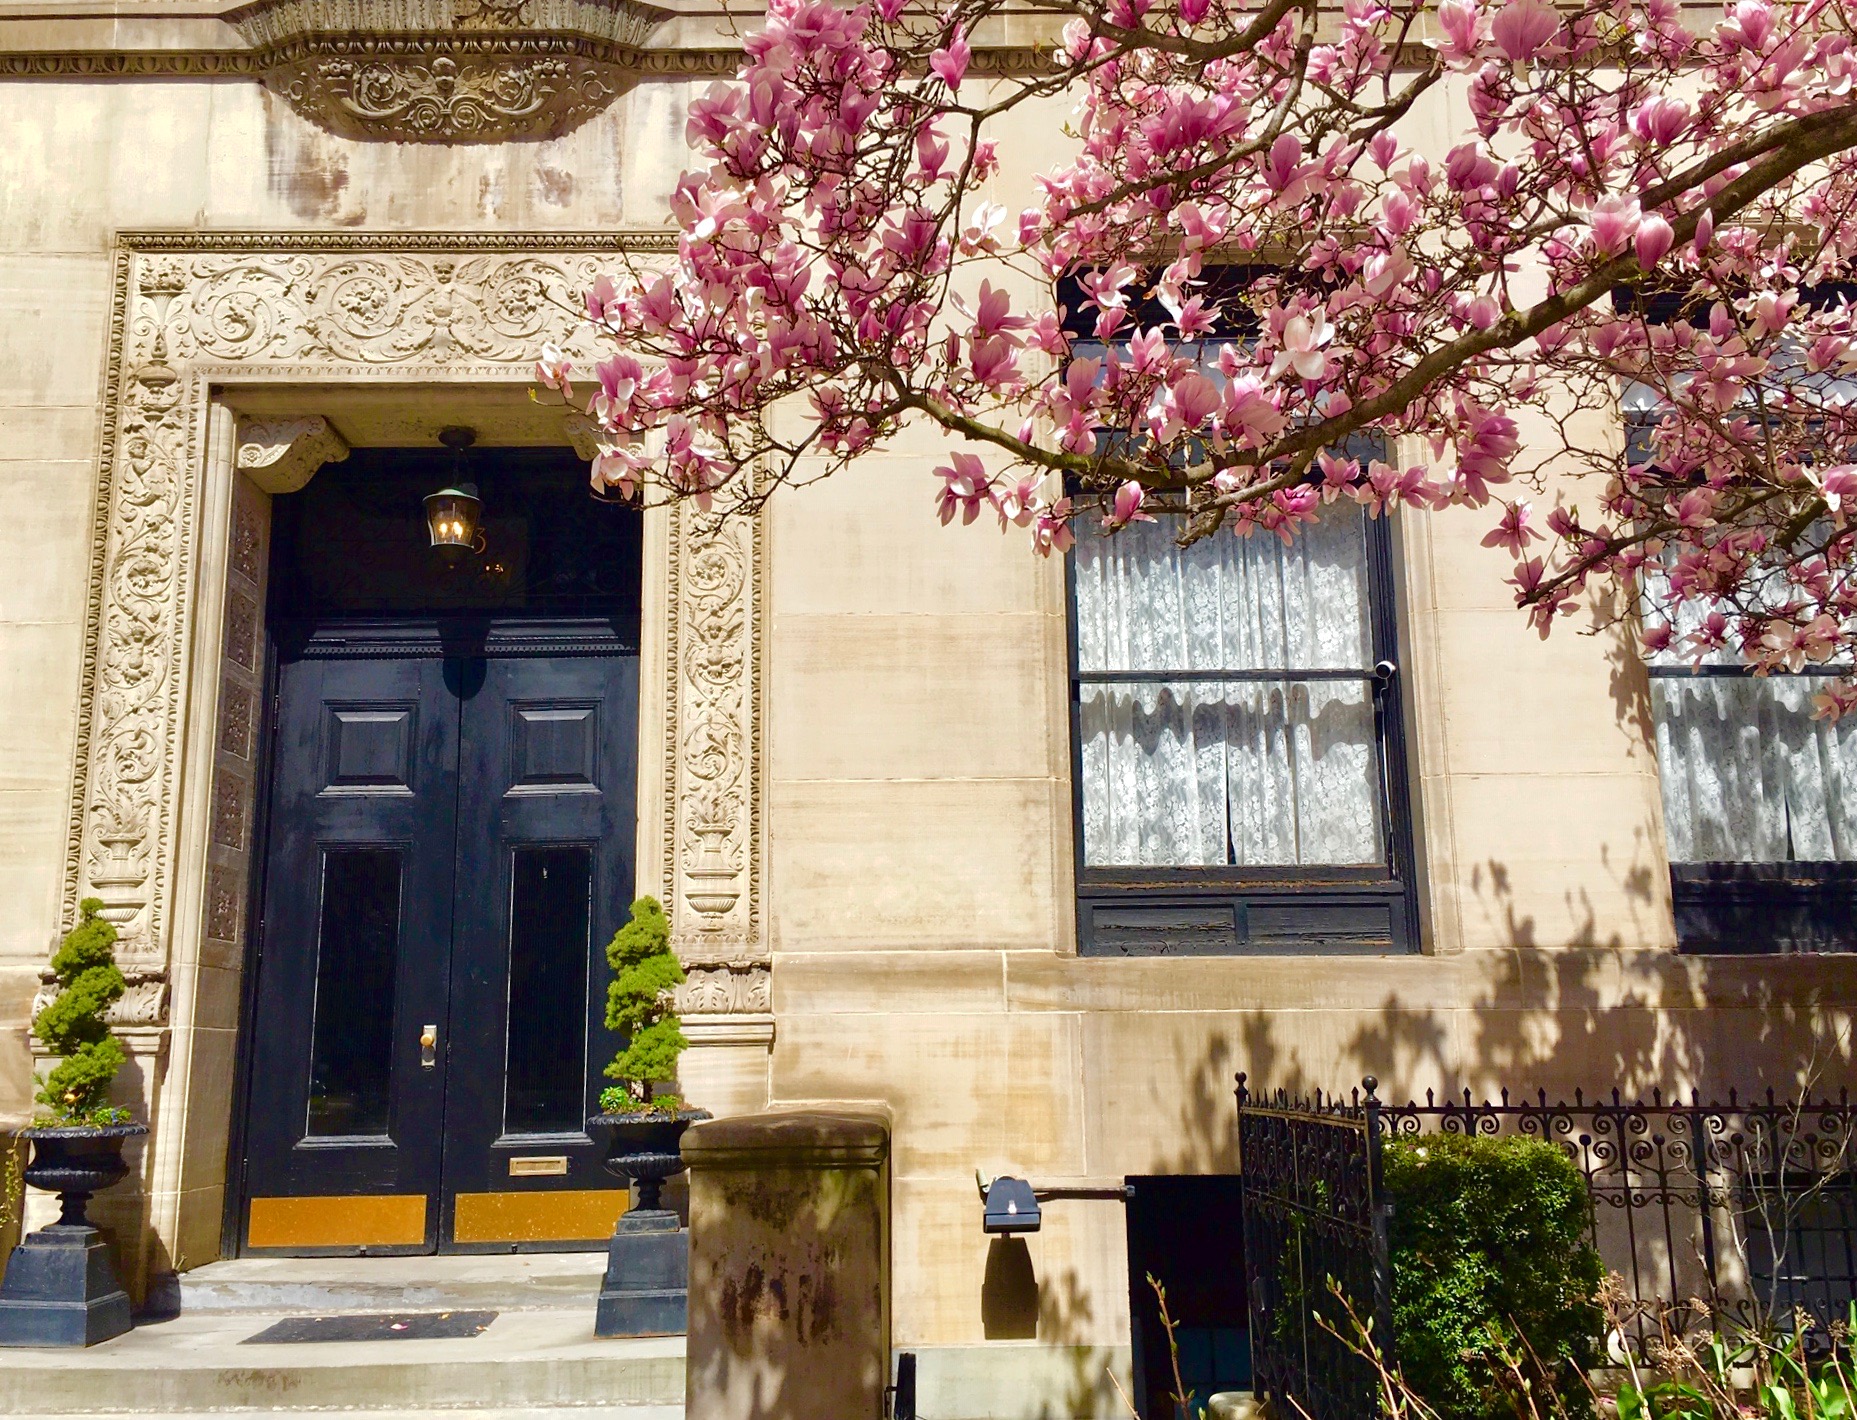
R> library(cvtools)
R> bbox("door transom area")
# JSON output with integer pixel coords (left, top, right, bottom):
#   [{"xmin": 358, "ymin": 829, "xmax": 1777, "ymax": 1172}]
[{"xmin": 55, "ymin": 235, "xmax": 770, "ymax": 1282}]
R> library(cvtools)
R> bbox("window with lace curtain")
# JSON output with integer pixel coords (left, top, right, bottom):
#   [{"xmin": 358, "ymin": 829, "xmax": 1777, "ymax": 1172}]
[
  {"xmin": 1059, "ymin": 271, "xmax": 1417, "ymax": 954},
  {"xmin": 1622, "ymin": 297, "xmax": 1857, "ymax": 951},
  {"xmin": 1645, "ymin": 592, "xmax": 1857, "ymax": 952},
  {"xmin": 1068, "ymin": 505, "xmax": 1417, "ymax": 955}
]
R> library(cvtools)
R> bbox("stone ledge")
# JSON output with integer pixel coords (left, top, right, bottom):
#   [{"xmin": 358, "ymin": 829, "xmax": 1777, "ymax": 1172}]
[{"xmin": 681, "ymin": 1104, "xmax": 891, "ymax": 1170}]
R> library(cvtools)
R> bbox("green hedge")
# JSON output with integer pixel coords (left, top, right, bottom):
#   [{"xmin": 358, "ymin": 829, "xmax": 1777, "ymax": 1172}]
[{"xmin": 1385, "ymin": 1132, "xmax": 1605, "ymax": 1420}]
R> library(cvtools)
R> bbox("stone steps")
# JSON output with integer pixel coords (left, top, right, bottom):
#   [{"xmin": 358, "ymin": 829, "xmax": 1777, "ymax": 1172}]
[
  {"xmin": 0, "ymin": 1309, "xmax": 684, "ymax": 1416},
  {"xmin": 170, "ymin": 1252, "xmax": 608, "ymax": 1315}
]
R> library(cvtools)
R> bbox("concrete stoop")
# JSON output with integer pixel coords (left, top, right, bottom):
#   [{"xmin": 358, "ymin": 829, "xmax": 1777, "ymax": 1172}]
[
  {"xmin": 169, "ymin": 1252, "xmax": 610, "ymax": 1315},
  {"xmin": 0, "ymin": 1263, "xmax": 685, "ymax": 1419}
]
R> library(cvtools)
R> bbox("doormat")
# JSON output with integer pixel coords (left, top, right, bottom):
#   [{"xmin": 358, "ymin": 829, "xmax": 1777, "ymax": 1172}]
[{"xmin": 243, "ymin": 1311, "xmax": 498, "ymax": 1343}]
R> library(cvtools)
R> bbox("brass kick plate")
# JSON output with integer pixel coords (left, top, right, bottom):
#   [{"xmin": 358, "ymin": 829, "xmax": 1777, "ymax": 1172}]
[
  {"xmin": 507, "ymin": 1155, "xmax": 569, "ymax": 1177},
  {"xmin": 248, "ymin": 1194, "xmax": 427, "ymax": 1249},
  {"xmin": 451, "ymin": 1189, "xmax": 626, "ymax": 1243}
]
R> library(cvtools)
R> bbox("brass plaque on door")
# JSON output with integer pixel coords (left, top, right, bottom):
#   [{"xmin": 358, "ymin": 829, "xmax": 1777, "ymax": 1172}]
[{"xmin": 508, "ymin": 1155, "xmax": 569, "ymax": 1177}]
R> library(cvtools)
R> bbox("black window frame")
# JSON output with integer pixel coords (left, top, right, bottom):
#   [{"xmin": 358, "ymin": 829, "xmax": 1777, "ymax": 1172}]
[
  {"xmin": 1619, "ymin": 305, "xmax": 1857, "ymax": 951},
  {"xmin": 1065, "ymin": 509, "xmax": 1419, "ymax": 956},
  {"xmin": 1644, "ymin": 653, "xmax": 1857, "ymax": 953}
]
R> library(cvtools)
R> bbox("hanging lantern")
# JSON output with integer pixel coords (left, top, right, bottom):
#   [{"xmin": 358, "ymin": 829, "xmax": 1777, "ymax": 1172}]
[{"xmin": 426, "ymin": 427, "xmax": 483, "ymax": 560}]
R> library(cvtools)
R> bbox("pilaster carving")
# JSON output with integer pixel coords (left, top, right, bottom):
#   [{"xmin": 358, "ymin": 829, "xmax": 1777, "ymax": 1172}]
[
  {"xmin": 676, "ymin": 964, "xmax": 772, "ymax": 1016},
  {"xmin": 71, "ymin": 232, "xmax": 765, "ymax": 1030},
  {"xmin": 31, "ymin": 969, "xmax": 171, "ymax": 1029},
  {"xmin": 665, "ymin": 503, "xmax": 768, "ymax": 1017},
  {"xmin": 235, "ymin": 416, "xmax": 350, "ymax": 494}
]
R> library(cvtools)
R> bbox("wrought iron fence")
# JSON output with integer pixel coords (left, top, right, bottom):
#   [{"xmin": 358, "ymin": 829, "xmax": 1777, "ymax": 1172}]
[
  {"xmin": 1378, "ymin": 1083, "xmax": 1857, "ymax": 1354},
  {"xmin": 1236, "ymin": 1074, "xmax": 1394, "ymax": 1420},
  {"xmin": 1238, "ymin": 1077, "xmax": 1857, "ymax": 1417}
]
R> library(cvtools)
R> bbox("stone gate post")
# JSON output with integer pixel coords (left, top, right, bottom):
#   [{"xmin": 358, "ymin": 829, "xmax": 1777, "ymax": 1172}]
[{"xmin": 683, "ymin": 1107, "xmax": 892, "ymax": 1420}]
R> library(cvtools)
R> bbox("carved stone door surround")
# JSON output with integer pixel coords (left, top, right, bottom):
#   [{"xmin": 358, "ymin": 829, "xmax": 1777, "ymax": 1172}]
[{"xmin": 62, "ymin": 232, "xmax": 769, "ymax": 1274}]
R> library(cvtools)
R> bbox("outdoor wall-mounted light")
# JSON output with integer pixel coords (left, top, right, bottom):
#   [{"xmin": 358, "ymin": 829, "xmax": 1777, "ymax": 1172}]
[
  {"xmin": 976, "ymin": 1170, "xmax": 1135, "ymax": 1235},
  {"xmin": 981, "ymin": 1176, "xmax": 1042, "ymax": 1235},
  {"xmin": 425, "ymin": 426, "xmax": 483, "ymax": 561}
]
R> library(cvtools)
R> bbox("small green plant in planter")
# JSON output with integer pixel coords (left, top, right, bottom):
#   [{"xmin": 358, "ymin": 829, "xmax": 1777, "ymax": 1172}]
[
  {"xmin": 597, "ymin": 896, "xmax": 691, "ymax": 1116},
  {"xmin": 32, "ymin": 898, "xmax": 133, "ymax": 1127}
]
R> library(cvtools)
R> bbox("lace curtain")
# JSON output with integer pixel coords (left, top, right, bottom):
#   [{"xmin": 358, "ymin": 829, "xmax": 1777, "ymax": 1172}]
[
  {"xmin": 1653, "ymin": 675, "xmax": 1857, "ymax": 861},
  {"xmin": 1073, "ymin": 511, "xmax": 1384, "ymax": 867},
  {"xmin": 1638, "ymin": 519, "xmax": 1857, "ymax": 863}
]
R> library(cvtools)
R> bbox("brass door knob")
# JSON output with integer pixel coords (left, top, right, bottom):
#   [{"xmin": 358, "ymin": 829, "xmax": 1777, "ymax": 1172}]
[{"xmin": 420, "ymin": 1025, "xmax": 438, "ymax": 1068}]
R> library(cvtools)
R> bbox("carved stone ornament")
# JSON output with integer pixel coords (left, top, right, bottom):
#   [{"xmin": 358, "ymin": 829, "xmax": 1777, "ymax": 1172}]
[
  {"xmin": 226, "ymin": 0, "xmax": 672, "ymax": 141},
  {"xmin": 676, "ymin": 964, "xmax": 771, "ymax": 1016},
  {"xmin": 234, "ymin": 416, "xmax": 350, "ymax": 494},
  {"xmin": 663, "ymin": 500, "xmax": 766, "ymax": 984},
  {"xmin": 31, "ymin": 969, "xmax": 171, "ymax": 1030},
  {"xmin": 70, "ymin": 232, "xmax": 764, "ymax": 1028}
]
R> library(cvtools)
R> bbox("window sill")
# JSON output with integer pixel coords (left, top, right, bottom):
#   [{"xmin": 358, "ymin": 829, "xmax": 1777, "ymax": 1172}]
[
  {"xmin": 1078, "ymin": 881, "xmax": 1414, "ymax": 957},
  {"xmin": 1672, "ymin": 863, "xmax": 1857, "ymax": 954}
]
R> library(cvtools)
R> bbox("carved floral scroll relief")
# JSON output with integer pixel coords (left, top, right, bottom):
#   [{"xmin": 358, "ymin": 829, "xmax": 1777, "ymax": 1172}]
[
  {"xmin": 226, "ymin": 0, "xmax": 677, "ymax": 143},
  {"xmin": 66, "ymin": 234, "xmax": 766, "ymax": 1031}
]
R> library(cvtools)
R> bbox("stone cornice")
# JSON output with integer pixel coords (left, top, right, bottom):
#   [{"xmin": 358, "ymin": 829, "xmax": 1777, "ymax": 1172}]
[
  {"xmin": 0, "ymin": 44, "xmax": 753, "ymax": 72},
  {"xmin": 0, "ymin": 46, "xmax": 1068, "ymax": 77},
  {"xmin": 116, "ymin": 228, "xmax": 678, "ymax": 252}
]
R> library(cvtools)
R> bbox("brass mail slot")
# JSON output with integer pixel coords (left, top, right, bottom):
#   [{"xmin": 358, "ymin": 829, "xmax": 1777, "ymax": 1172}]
[{"xmin": 508, "ymin": 1155, "xmax": 570, "ymax": 1177}]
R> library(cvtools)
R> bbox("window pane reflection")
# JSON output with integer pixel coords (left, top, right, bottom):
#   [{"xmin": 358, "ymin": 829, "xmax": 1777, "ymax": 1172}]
[
  {"xmin": 307, "ymin": 849, "xmax": 403, "ymax": 1137},
  {"xmin": 505, "ymin": 846, "xmax": 592, "ymax": 1133}
]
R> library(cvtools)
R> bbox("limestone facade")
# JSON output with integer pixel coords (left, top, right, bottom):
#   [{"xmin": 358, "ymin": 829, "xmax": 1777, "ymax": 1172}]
[{"xmin": 0, "ymin": 5, "xmax": 1853, "ymax": 1416}]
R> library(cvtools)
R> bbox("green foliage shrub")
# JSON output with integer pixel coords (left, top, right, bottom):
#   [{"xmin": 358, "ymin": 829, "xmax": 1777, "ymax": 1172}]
[
  {"xmin": 598, "ymin": 896, "xmax": 690, "ymax": 1115},
  {"xmin": 1385, "ymin": 1132, "xmax": 1604, "ymax": 1420},
  {"xmin": 32, "ymin": 898, "xmax": 131, "ymax": 1125}
]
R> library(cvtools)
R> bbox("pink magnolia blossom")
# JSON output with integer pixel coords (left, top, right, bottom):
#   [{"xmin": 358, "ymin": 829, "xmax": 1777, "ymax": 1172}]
[
  {"xmin": 1435, "ymin": 0, "xmax": 1484, "ymax": 62},
  {"xmin": 1821, "ymin": 466, "xmax": 1857, "ymax": 517},
  {"xmin": 1104, "ymin": 480, "xmax": 1155, "ymax": 528},
  {"xmin": 1490, "ymin": 0, "xmax": 1561, "ymax": 61},
  {"xmin": 1635, "ymin": 215, "xmax": 1675, "ymax": 269},
  {"xmin": 936, "ymin": 453, "xmax": 991, "ymax": 526},
  {"xmin": 1268, "ymin": 314, "xmax": 1335, "ymax": 382},
  {"xmin": 530, "ymin": 0, "xmax": 1857, "ymax": 703},
  {"xmin": 1587, "ymin": 197, "xmax": 1642, "ymax": 257},
  {"xmin": 1481, "ymin": 501, "xmax": 1541, "ymax": 553},
  {"xmin": 535, "ymin": 344, "xmax": 574, "ymax": 399},
  {"xmin": 1032, "ymin": 499, "xmax": 1077, "ymax": 556},
  {"xmin": 929, "ymin": 27, "xmax": 971, "ymax": 90},
  {"xmin": 586, "ymin": 275, "xmax": 621, "ymax": 326}
]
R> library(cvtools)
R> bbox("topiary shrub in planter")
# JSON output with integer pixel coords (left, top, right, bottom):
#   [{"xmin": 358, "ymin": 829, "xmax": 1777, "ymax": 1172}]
[
  {"xmin": 1385, "ymin": 1132, "xmax": 1605, "ymax": 1420},
  {"xmin": 587, "ymin": 896, "xmax": 706, "ymax": 1340},
  {"xmin": 32, "ymin": 898, "xmax": 132, "ymax": 1127},
  {"xmin": 597, "ymin": 895, "xmax": 691, "ymax": 1117},
  {"xmin": 0, "ymin": 898, "xmax": 144, "ymax": 1347}
]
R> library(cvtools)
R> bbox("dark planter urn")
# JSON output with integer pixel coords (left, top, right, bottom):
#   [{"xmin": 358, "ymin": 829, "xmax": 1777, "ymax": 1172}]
[
  {"xmin": 589, "ymin": 1109, "xmax": 710, "ymax": 1214},
  {"xmin": 0, "ymin": 1122, "xmax": 147, "ymax": 1348},
  {"xmin": 587, "ymin": 1109, "xmax": 709, "ymax": 1338}
]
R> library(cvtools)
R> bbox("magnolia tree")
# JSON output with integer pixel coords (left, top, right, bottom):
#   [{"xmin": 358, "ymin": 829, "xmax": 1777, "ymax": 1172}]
[{"xmin": 536, "ymin": 0, "xmax": 1857, "ymax": 708}]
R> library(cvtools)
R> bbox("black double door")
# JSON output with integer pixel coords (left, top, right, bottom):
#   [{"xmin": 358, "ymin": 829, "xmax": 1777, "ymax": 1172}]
[{"xmin": 240, "ymin": 631, "xmax": 637, "ymax": 1254}]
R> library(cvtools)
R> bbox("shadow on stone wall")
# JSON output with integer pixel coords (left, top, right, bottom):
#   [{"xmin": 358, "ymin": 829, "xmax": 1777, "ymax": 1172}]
[{"xmin": 1143, "ymin": 947, "xmax": 1857, "ymax": 1188}]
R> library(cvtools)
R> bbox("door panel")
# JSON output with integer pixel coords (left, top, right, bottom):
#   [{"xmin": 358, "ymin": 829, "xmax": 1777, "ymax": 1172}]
[
  {"xmin": 442, "ymin": 654, "xmax": 640, "ymax": 1248},
  {"xmin": 242, "ymin": 655, "xmax": 459, "ymax": 1254}
]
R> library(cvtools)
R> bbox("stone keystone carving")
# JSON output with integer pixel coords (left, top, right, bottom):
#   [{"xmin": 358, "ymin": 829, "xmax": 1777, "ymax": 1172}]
[
  {"xmin": 235, "ymin": 416, "xmax": 350, "ymax": 494},
  {"xmin": 227, "ymin": 0, "xmax": 672, "ymax": 141}
]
